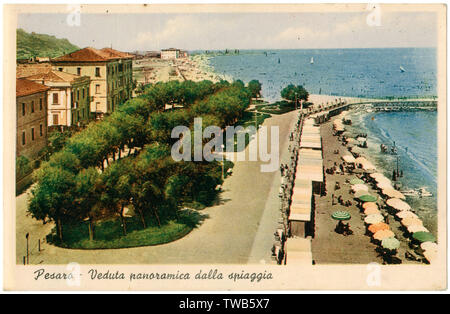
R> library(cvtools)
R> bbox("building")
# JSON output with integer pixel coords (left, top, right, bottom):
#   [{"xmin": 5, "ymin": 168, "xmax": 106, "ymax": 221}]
[
  {"xmin": 16, "ymin": 78, "xmax": 50, "ymax": 159},
  {"xmin": 51, "ymin": 47, "xmax": 133, "ymax": 117},
  {"xmin": 161, "ymin": 48, "xmax": 180, "ymax": 60},
  {"xmin": 16, "ymin": 63, "xmax": 52, "ymax": 78},
  {"xmin": 25, "ymin": 70, "xmax": 91, "ymax": 127}
]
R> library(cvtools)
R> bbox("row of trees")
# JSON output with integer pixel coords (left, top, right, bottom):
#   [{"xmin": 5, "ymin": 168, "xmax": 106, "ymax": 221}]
[
  {"xmin": 29, "ymin": 79, "xmax": 258, "ymax": 243},
  {"xmin": 280, "ymin": 84, "xmax": 309, "ymax": 103}
]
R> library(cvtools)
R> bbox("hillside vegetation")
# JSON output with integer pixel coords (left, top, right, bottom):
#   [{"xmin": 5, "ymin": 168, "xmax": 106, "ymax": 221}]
[{"xmin": 16, "ymin": 28, "xmax": 79, "ymax": 60}]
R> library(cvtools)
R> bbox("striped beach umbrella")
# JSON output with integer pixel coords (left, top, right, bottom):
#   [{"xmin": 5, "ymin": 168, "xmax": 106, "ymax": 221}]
[
  {"xmin": 421, "ymin": 242, "xmax": 438, "ymax": 252},
  {"xmin": 331, "ymin": 211, "xmax": 351, "ymax": 221},
  {"xmin": 381, "ymin": 237, "xmax": 401, "ymax": 250},
  {"xmin": 364, "ymin": 214, "xmax": 384, "ymax": 224},
  {"xmin": 358, "ymin": 194, "xmax": 378, "ymax": 202},
  {"xmin": 368, "ymin": 222, "xmax": 390, "ymax": 234},
  {"xmin": 412, "ymin": 231, "xmax": 436, "ymax": 243},
  {"xmin": 350, "ymin": 178, "xmax": 364, "ymax": 185},
  {"xmin": 373, "ymin": 229, "xmax": 395, "ymax": 241}
]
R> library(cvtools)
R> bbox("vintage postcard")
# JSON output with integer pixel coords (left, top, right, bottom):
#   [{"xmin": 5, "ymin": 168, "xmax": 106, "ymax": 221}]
[{"xmin": 2, "ymin": 3, "xmax": 447, "ymax": 291}]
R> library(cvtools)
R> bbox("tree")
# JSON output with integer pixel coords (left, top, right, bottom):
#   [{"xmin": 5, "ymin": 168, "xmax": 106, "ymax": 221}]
[
  {"xmin": 247, "ymin": 80, "xmax": 262, "ymax": 99},
  {"xmin": 280, "ymin": 84, "xmax": 309, "ymax": 103}
]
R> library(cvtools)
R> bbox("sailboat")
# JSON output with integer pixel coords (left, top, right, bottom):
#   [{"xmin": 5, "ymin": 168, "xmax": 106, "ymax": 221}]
[
  {"xmin": 310, "ymin": 57, "xmax": 314, "ymax": 64},
  {"xmin": 400, "ymin": 66, "xmax": 406, "ymax": 72}
]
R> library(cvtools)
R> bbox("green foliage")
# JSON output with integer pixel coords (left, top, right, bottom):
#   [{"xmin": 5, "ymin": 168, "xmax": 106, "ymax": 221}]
[
  {"xmin": 16, "ymin": 155, "xmax": 32, "ymax": 179},
  {"xmin": 16, "ymin": 28, "xmax": 79, "ymax": 60},
  {"xmin": 280, "ymin": 84, "xmax": 309, "ymax": 102},
  {"xmin": 247, "ymin": 80, "xmax": 262, "ymax": 98}
]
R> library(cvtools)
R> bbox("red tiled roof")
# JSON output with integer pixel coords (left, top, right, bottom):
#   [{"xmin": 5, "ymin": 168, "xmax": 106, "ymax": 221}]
[
  {"xmin": 16, "ymin": 78, "xmax": 50, "ymax": 97},
  {"xmin": 25, "ymin": 70, "xmax": 81, "ymax": 83},
  {"xmin": 52, "ymin": 47, "xmax": 133, "ymax": 63},
  {"xmin": 52, "ymin": 47, "xmax": 119, "ymax": 62},
  {"xmin": 100, "ymin": 48, "xmax": 134, "ymax": 59}
]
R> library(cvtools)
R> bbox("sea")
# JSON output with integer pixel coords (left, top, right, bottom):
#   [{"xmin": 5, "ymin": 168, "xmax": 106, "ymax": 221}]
[{"xmin": 204, "ymin": 48, "xmax": 438, "ymax": 236}]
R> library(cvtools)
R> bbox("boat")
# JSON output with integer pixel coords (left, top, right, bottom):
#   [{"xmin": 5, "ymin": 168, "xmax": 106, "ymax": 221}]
[
  {"xmin": 400, "ymin": 66, "xmax": 406, "ymax": 73},
  {"xmin": 418, "ymin": 187, "xmax": 432, "ymax": 197},
  {"xmin": 401, "ymin": 189, "xmax": 419, "ymax": 197},
  {"xmin": 310, "ymin": 57, "xmax": 314, "ymax": 64}
]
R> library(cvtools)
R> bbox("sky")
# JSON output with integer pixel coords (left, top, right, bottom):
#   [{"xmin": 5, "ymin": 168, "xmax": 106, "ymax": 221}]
[{"xmin": 17, "ymin": 11, "xmax": 437, "ymax": 51}]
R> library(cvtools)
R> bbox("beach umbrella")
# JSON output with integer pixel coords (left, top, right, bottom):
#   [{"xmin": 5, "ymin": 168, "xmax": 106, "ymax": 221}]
[
  {"xmin": 361, "ymin": 161, "xmax": 376, "ymax": 171},
  {"xmin": 358, "ymin": 194, "xmax": 378, "ymax": 202},
  {"xmin": 382, "ymin": 188, "xmax": 405, "ymax": 199},
  {"xmin": 351, "ymin": 184, "xmax": 369, "ymax": 192},
  {"xmin": 396, "ymin": 211, "xmax": 418, "ymax": 219},
  {"xmin": 370, "ymin": 172, "xmax": 385, "ymax": 180},
  {"xmin": 423, "ymin": 250, "xmax": 437, "ymax": 263},
  {"xmin": 349, "ymin": 178, "xmax": 365, "ymax": 185},
  {"xmin": 412, "ymin": 231, "xmax": 436, "ymax": 243},
  {"xmin": 373, "ymin": 229, "xmax": 395, "ymax": 241},
  {"xmin": 377, "ymin": 182, "xmax": 393, "ymax": 190},
  {"xmin": 354, "ymin": 190, "xmax": 370, "ymax": 198},
  {"xmin": 368, "ymin": 222, "xmax": 390, "ymax": 234},
  {"xmin": 342, "ymin": 155, "xmax": 356, "ymax": 163},
  {"xmin": 407, "ymin": 225, "xmax": 429, "ymax": 234},
  {"xmin": 362, "ymin": 202, "xmax": 378, "ymax": 210},
  {"xmin": 381, "ymin": 237, "xmax": 401, "ymax": 250},
  {"xmin": 421, "ymin": 242, "xmax": 438, "ymax": 252},
  {"xmin": 364, "ymin": 214, "xmax": 384, "ymax": 224},
  {"xmin": 374, "ymin": 175, "xmax": 391, "ymax": 183},
  {"xmin": 355, "ymin": 156, "xmax": 368, "ymax": 164},
  {"xmin": 364, "ymin": 207, "xmax": 380, "ymax": 215},
  {"xmin": 386, "ymin": 198, "xmax": 411, "ymax": 211},
  {"xmin": 331, "ymin": 211, "xmax": 351, "ymax": 221},
  {"xmin": 401, "ymin": 217, "xmax": 423, "ymax": 227}
]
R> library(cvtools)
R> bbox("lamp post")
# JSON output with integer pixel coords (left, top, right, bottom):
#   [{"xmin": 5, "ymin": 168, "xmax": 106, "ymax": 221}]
[
  {"xmin": 295, "ymin": 92, "xmax": 298, "ymax": 110},
  {"xmin": 25, "ymin": 233, "xmax": 29, "ymax": 265},
  {"xmin": 221, "ymin": 144, "xmax": 225, "ymax": 181}
]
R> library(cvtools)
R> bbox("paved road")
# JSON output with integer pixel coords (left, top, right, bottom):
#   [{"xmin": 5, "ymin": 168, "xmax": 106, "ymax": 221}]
[{"xmin": 15, "ymin": 110, "xmax": 299, "ymax": 265}]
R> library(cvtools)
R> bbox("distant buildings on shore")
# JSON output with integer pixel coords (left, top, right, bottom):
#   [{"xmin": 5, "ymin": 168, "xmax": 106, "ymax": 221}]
[{"xmin": 161, "ymin": 48, "xmax": 188, "ymax": 60}]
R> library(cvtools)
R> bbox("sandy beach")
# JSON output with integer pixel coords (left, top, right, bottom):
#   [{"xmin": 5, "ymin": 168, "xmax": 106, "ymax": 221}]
[{"xmin": 311, "ymin": 111, "xmax": 425, "ymax": 265}]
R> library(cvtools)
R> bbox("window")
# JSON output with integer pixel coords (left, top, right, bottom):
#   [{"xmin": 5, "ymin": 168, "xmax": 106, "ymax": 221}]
[
  {"xmin": 31, "ymin": 101, "xmax": 35, "ymax": 113},
  {"xmin": 39, "ymin": 98, "xmax": 43, "ymax": 110},
  {"xmin": 96, "ymin": 84, "xmax": 100, "ymax": 94},
  {"xmin": 53, "ymin": 93, "xmax": 58, "ymax": 104},
  {"xmin": 22, "ymin": 103, "xmax": 26, "ymax": 116},
  {"xmin": 71, "ymin": 92, "xmax": 74, "ymax": 108},
  {"xmin": 77, "ymin": 67, "xmax": 81, "ymax": 76},
  {"xmin": 40, "ymin": 124, "xmax": 43, "ymax": 136},
  {"xmin": 95, "ymin": 67, "xmax": 100, "ymax": 77},
  {"xmin": 31, "ymin": 128, "xmax": 35, "ymax": 141},
  {"xmin": 58, "ymin": 67, "xmax": 63, "ymax": 72},
  {"xmin": 77, "ymin": 90, "xmax": 80, "ymax": 100},
  {"xmin": 53, "ymin": 114, "xmax": 59, "ymax": 125},
  {"xmin": 82, "ymin": 88, "xmax": 85, "ymax": 98},
  {"xmin": 22, "ymin": 131, "xmax": 26, "ymax": 145}
]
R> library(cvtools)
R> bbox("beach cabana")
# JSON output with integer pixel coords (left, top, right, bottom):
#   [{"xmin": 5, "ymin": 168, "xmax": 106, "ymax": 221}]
[
  {"xmin": 386, "ymin": 198, "xmax": 411, "ymax": 211},
  {"xmin": 284, "ymin": 238, "xmax": 313, "ymax": 265},
  {"xmin": 290, "ymin": 179, "xmax": 313, "ymax": 237}
]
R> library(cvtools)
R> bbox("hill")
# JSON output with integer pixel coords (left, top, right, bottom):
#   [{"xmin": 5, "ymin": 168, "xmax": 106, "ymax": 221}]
[{"xmin": 16, "ymin": 28, "xmax": 79, "ymax": 60}]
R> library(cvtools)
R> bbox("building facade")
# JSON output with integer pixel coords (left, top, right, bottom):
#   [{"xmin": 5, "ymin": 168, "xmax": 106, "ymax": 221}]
[
  {"xmin": 25, "ymin": 70, "xmax": 91, "ymax": 127},
  {"xmin": 161, "ymin": 48, "xmax": 180, "ymax": 60},
  {"xmin": 16, "ymin": 78, "xmax": 49, "ymax": 159},
  {"xmin": 51, "ymin": 47, "xmax": 133, "ymax": 117}
]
